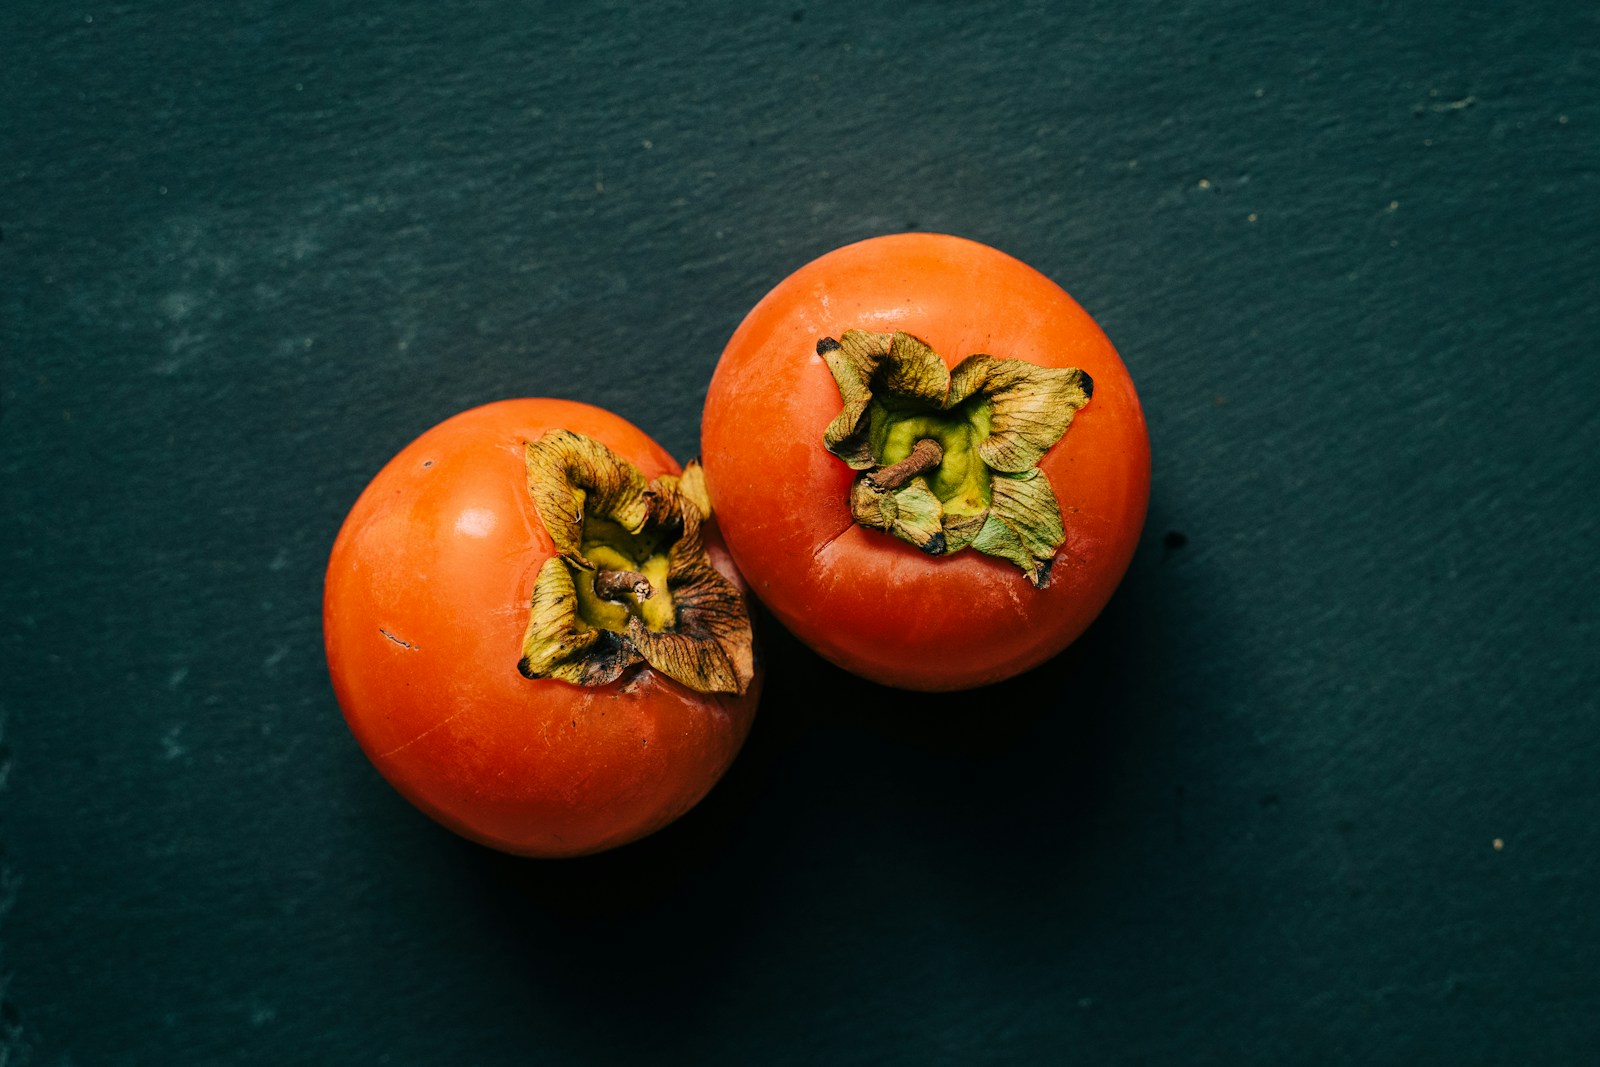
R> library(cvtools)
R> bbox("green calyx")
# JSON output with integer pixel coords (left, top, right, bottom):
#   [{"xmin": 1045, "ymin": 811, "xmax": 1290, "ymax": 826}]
[
  {"xmin": 518, "ymin": 430, "xmax": 754, "ymax": 696},
  {"xmin": 821, "ymin": 330, "xmax": 1093, "ymax": 587}
]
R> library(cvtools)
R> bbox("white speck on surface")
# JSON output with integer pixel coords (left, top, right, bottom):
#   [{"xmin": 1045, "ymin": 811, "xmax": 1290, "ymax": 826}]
[
  {"xmin": 168, "ymin": 666, "xmax": 189, "ymax": 689},
  {"xmin": 1247, "ymin": 213, "xmax": 1258, "ymax": 223},
  {"xmin": 1198, "ymin": 178, "xmax": 1211, "ymax": 189},
  {"xmin": 1388, "ymin": 200, "xmax": 1399, "ymax": 211}
]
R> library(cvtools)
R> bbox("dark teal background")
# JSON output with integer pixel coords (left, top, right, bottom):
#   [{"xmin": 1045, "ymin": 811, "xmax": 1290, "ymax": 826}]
[{"xmin": 4, "ymin": 1, "xmax": 1597, "ymax": 1063}]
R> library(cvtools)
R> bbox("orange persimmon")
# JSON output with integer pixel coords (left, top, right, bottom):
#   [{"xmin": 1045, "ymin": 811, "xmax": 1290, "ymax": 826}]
[
  {"xmin": 325, "ymin": 399, "xmax": 759, "ymax": 856},
  {"xmin": 701, "ymin": 233, "xmax": 1148, "ymax": 691}
]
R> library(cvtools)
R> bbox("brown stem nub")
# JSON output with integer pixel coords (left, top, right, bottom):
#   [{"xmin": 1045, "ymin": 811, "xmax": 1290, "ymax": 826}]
[
  {"xmin": 595, "ymin": 569, "xmax": 654, "ymax": 602},
  {"xmin": 865, "ymin": 438, "xmax": 944, "ymax": 491}
]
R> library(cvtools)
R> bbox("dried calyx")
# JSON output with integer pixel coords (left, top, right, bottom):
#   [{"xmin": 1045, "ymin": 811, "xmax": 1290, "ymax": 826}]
[
  {"xmin": 821, "ymin": 330, "xmax": 1093, "ymax": 587},
  {"xmin": 517, "ymin": 430, "xmax": 754, "ymax": 695}
]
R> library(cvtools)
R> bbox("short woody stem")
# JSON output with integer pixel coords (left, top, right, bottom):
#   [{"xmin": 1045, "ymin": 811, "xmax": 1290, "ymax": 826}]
[
  {"xmin": 865, "ymin": 438, "xmax": 944, "ymax": 491},
  {"xmin": 595, "ymin": 569, "xmax": 654, "ymax": 602}
]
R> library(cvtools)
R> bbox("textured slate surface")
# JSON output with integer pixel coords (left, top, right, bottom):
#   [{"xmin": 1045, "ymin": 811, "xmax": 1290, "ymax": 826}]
[{"xmin": 3, "ymin": 1, "xmax": 1597, "ymax": 1063}]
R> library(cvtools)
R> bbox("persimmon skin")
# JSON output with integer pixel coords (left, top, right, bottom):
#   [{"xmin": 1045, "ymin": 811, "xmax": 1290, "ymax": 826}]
[
  {"xmin": 700, "ymin": 233, "xmax": 1150, "ymax": 691},
  {"xmin": 324, "ymin": 399, "xmax": 760, "ymax": 857}
]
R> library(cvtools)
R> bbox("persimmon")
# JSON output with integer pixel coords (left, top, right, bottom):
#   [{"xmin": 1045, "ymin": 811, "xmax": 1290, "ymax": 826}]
[
  {"xmin": 324, "ymin": 399, "xmax": 759, "ymax": 857},
  {"xmin": 700, "ymin": 233, "xmax": 1148, "ymax": 691}
]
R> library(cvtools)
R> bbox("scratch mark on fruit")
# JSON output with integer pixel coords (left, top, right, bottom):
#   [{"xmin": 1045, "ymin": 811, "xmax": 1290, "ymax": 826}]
[
  {"xmin": 812, "ymin": 521, "xmax": 855, "ymax": 562},
  {"xmin": 379, "ymin": 628, "xmax": 419, "ymax": 651},
  {"xmin": 374, "ymin": 709, "xmax": 465, "ymax": 759}
]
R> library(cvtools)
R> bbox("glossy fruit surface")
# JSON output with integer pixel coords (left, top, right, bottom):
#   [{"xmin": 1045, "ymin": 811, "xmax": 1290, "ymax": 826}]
[
  {"xmin": 325, "ymin": 398, "xmax": 759, "ymax": 856},
  {"xmin": 701, "ymin": 233, "xmax": 1149, "ymax": 690}
]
